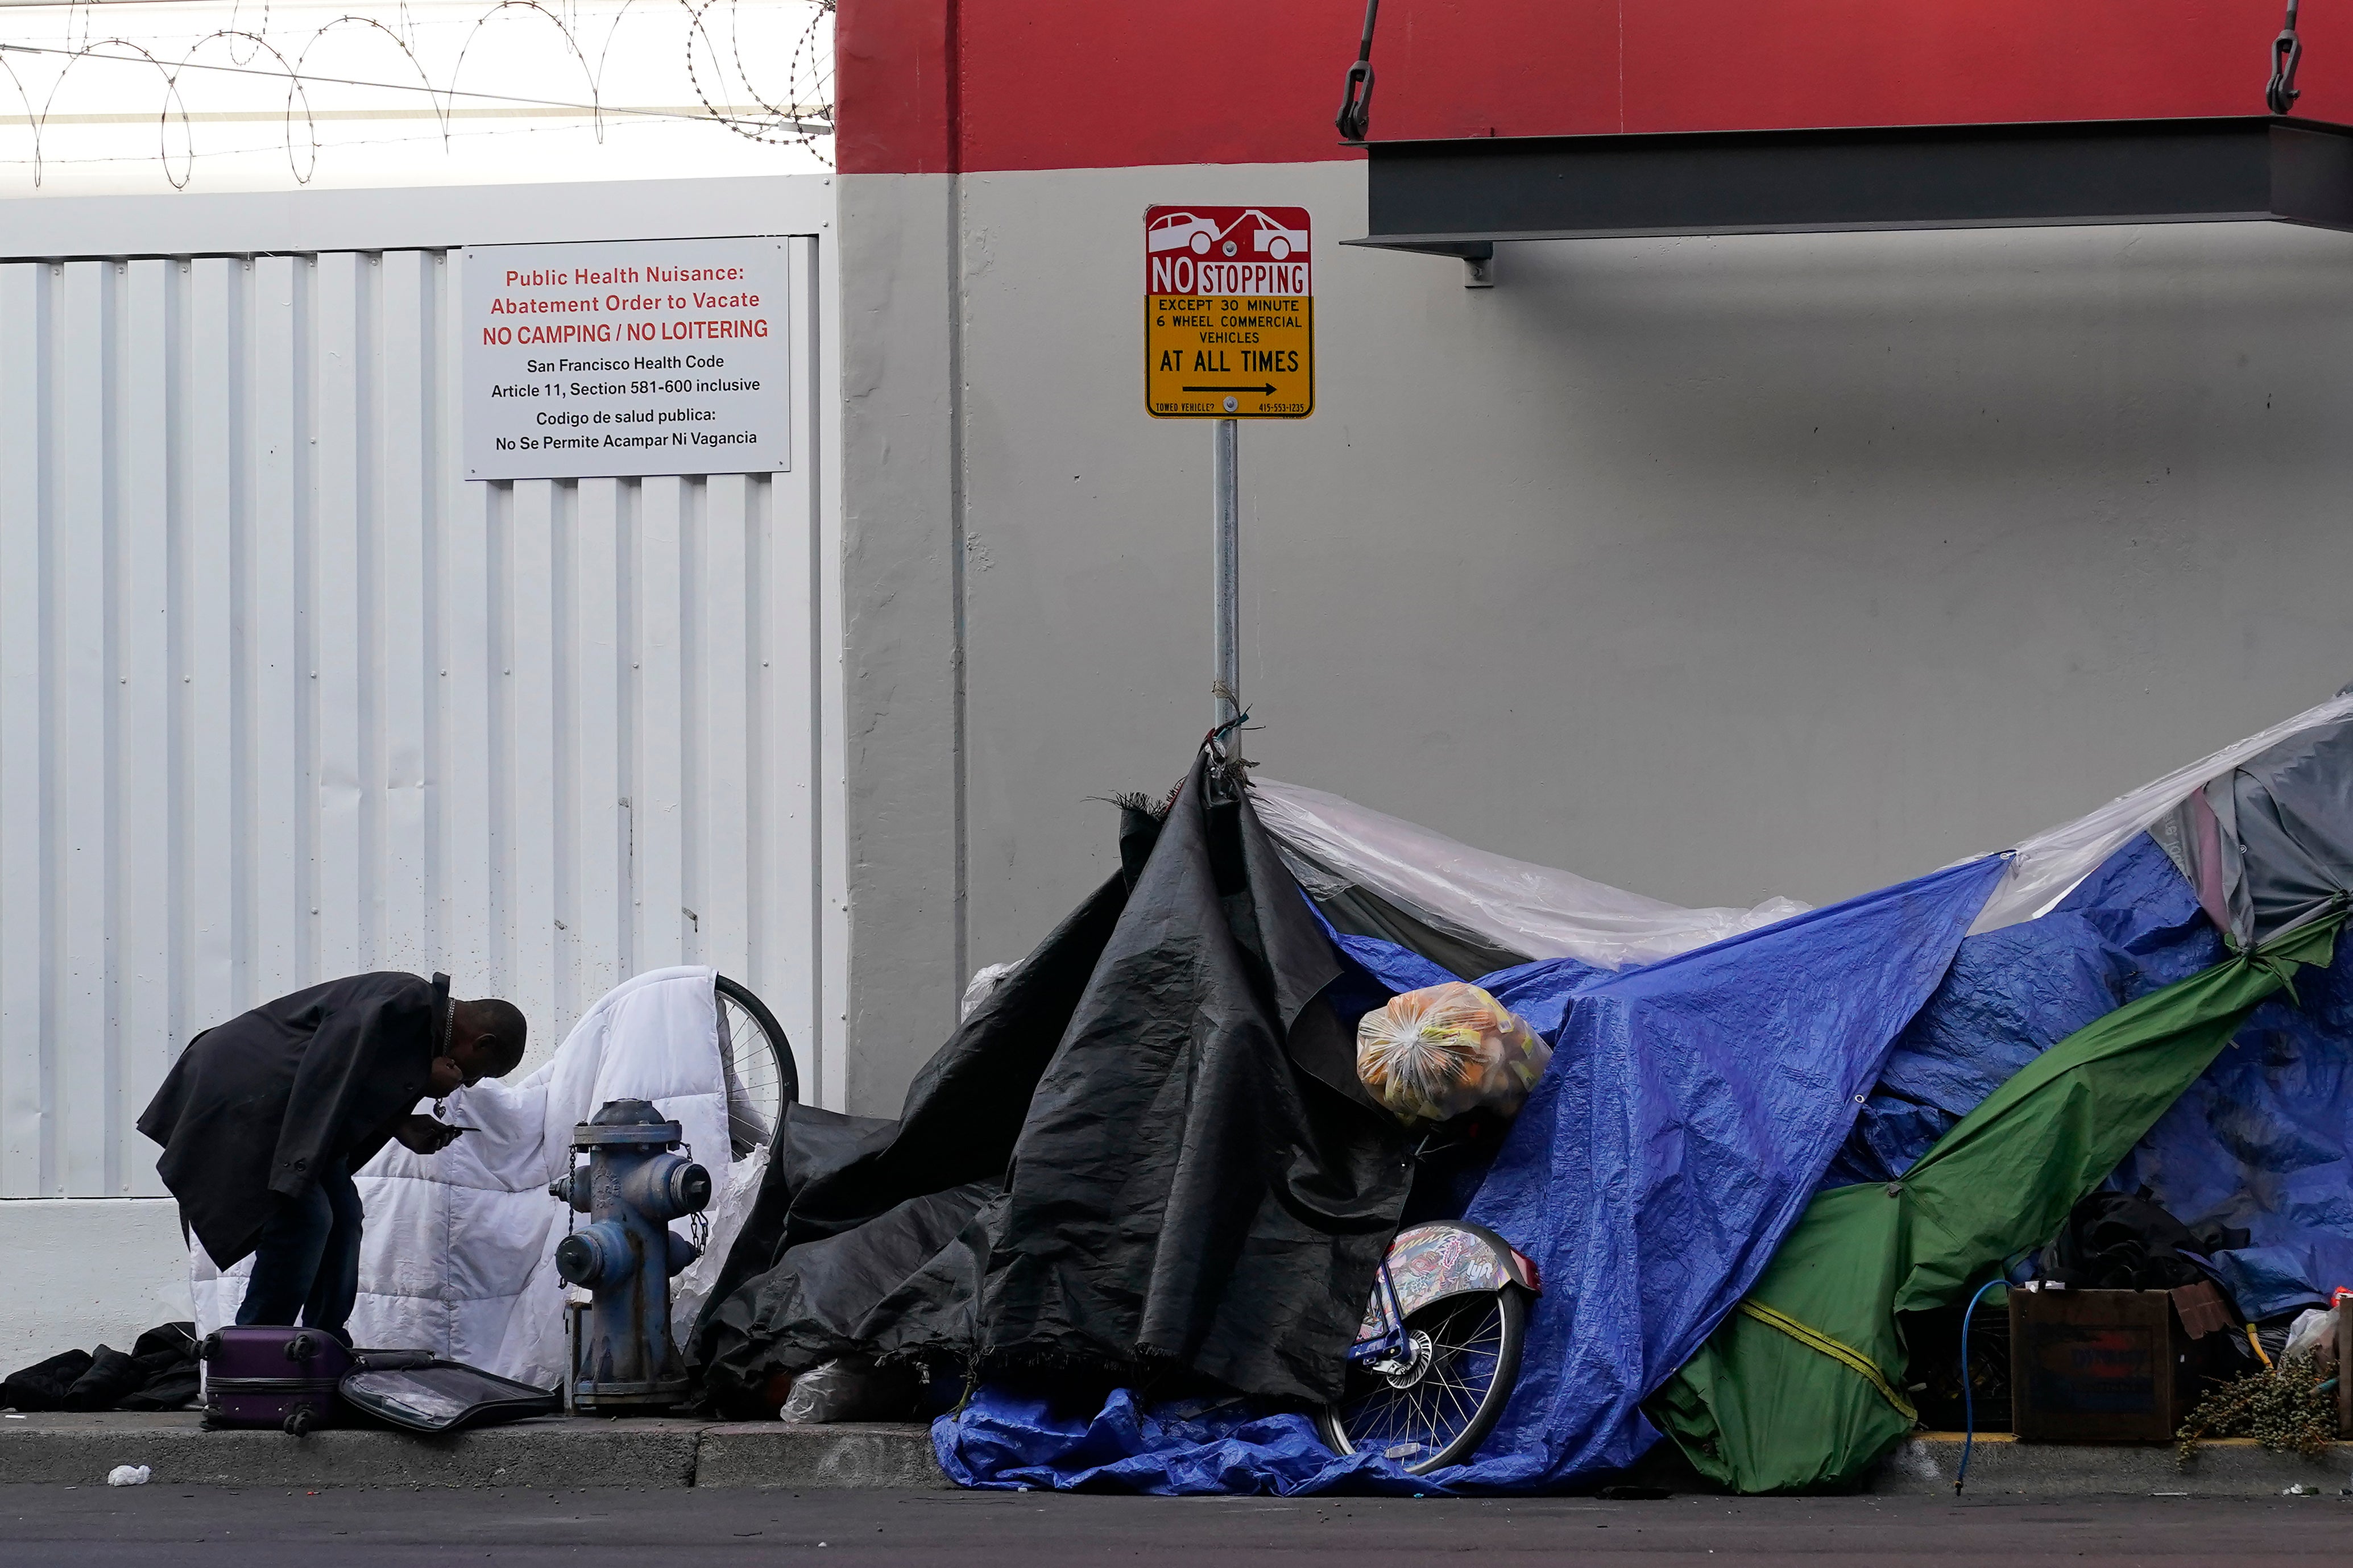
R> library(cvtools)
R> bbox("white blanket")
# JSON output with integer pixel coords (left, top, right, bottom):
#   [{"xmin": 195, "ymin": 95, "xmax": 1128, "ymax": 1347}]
[{"xmin": 192, "ymin": 966, "xmax": 756, "ymax": 1389}]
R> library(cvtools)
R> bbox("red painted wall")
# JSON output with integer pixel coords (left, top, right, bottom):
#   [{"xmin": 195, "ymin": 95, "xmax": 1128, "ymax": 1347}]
[{"xmin": 839, "ymin": 0, "xmax": 2353, "ymax": 175}]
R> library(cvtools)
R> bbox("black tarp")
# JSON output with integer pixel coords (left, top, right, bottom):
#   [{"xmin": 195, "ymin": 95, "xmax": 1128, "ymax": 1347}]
[
  {"xmin": 137, "ymin": 972, "xmax": 448, "ymax": 1267},
  {"xmin": 693, "ymin": 752, "xmax": 1411, "ymax": 1413}
]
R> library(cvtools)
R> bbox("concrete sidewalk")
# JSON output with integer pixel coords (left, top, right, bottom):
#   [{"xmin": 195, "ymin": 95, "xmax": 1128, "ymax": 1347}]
[{"xmin": 5, "ymin": 1413, "xmax": 2351, "ymax": 1496}]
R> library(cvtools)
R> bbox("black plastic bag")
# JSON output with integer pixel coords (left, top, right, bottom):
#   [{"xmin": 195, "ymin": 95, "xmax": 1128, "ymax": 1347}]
[{"xmin": 2043, "ymin": 1188, "xmax": 2247, "ymax": 1292}]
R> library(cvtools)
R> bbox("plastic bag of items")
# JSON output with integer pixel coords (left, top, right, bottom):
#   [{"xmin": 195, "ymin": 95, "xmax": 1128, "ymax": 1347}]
[
  {"xmin": 1356, "ymin": 982, "xmax": 1552, "ymax": 1123},
  {"xmin": 776, "ymin": 1355, "xmax": 924, "ymax": 1424},
  {"xmin": 2282, "ymin": 1305, "xmax": 2339, "ymax": 1371}
]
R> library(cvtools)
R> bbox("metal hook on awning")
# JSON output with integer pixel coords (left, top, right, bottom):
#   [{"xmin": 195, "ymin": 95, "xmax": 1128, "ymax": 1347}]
[
  {"xmin": 1335, "ymin": 0, "xmax": 1380, "ymax": 142},
  {"xmin": 2269, "ymin": 0, "xmax": 2305, "ymax": 115}
]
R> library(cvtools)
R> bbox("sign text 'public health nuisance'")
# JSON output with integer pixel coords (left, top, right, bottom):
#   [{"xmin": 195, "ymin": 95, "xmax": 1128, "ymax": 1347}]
[
  {"xmin": 1145, "ymin": 205, "xmax": 1313, "ymax": 419},
  {"xmin": 463, "ymin": 238, "xmax": 790, "ymax": 481}
]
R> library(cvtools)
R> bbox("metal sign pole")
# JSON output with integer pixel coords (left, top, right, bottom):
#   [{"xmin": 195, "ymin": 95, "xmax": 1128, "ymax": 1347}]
[
  {"xmin": 1145, "ymin": 203, "xmax": 1310, "ymax": 735},
  {"xmin": 1213, "ymin": 416, "xmax": 1240, "ymax": 730}
]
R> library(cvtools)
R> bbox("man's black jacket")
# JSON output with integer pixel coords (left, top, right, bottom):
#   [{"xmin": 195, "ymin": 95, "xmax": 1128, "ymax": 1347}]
[{"xmin": 138, "ymin": 971, "xmax": 447, "ymax": 1267}]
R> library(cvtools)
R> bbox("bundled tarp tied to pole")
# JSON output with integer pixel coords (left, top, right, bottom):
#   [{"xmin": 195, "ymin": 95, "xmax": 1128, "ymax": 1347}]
[{"xmin": 693, "ymin": 752, "xmax": 1409, "ymax": 1412}]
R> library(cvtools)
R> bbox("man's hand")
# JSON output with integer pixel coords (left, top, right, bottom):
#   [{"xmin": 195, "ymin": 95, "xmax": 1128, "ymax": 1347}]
[{"xmin": 391, "ymin": 1114, "xmax": 463, "ymax": 1155}]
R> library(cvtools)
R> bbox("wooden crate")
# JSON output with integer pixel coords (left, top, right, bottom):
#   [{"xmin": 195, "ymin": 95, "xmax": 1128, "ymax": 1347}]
[
  {"xmin": 2339, "ymin": 1301, "xmax": 2352, "ymax": 1441},
  {"xmin": 2010, "ymin": 1288, "xmax": 2185, "ymax": 1442}
]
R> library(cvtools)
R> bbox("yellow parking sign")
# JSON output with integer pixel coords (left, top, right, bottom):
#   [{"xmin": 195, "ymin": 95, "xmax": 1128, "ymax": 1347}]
[{"xmin": 1145, "ymin": 205, "xmax": 1314, "ymax": 418}]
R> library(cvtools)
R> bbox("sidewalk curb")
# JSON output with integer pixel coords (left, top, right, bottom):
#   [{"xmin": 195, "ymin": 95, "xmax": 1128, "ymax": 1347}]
[
  {"xmin": 13, "ymin": 1415, "xmax": 2346, "ymax": 1496},
  {"xmin": 1870, "ymin": 1433, "xmax": 2353, "ymax": 1499},
  {"xmin": 0, "ymin": 1413, "xmax": 951, "ymax": 1490}
]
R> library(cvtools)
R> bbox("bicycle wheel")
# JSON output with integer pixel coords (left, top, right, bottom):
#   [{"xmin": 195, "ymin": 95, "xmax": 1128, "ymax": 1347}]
[
  {"xmin": 1315, "ymin": 1285, "xmax": 1526, "ymax": 1475},
  {"xmin": 714, "ymin": 974, "xmax": 799, "ymax": 1158}
]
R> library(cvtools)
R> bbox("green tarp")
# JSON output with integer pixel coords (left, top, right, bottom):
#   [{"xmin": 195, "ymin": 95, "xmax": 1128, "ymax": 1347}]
[{"xmin": 1650, "ymin": 910, "xmax": 2346, "ymax": 1494}]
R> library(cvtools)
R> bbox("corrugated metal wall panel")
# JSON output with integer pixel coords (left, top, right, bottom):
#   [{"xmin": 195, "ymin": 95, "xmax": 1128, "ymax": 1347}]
[{"xmin": 0, "ymin": 244, "xmax": 825, "ymax": 1198}]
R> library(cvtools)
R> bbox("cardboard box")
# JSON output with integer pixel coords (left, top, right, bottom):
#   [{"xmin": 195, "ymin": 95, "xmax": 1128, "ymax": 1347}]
[{"xmin": 2010, "ymin": 1288, "xmax": 2186, "ymax": 1442}]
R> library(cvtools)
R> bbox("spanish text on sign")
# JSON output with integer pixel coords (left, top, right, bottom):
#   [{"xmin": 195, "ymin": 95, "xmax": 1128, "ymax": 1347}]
[{"xmin": 463, "ymin": 238, "xmax": 792, "ymax": 481}]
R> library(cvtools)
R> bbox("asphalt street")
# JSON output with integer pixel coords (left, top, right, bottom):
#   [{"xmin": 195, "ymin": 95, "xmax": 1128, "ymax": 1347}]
[{"xmin": 6, "ymin": 1483, "xmax": 2353, "ymax": 1566}]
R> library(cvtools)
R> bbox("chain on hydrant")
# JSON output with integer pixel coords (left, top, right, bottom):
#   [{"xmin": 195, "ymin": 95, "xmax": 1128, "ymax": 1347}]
[{"xmin": 548, "ymin": 1098, "xmax": 712, "ymax": 1411}]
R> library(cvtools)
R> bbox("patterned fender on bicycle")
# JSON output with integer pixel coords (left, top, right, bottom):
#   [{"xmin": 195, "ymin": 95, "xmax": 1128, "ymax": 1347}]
[{"xmin": 1353, "ymin": 1220, "xmax": 1539, "ymax": 1346}]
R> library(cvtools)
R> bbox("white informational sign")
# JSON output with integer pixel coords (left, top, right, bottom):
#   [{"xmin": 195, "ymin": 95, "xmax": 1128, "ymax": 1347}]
[{"xmin": 462, "ymin": 237, "xmax": 790, "ymax": 481}]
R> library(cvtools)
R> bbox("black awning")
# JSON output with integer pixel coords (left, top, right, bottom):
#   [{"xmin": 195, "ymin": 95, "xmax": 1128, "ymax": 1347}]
[{"xmin": 1354, "ymin": 115, "xmax": 2353, "ymax": 257}]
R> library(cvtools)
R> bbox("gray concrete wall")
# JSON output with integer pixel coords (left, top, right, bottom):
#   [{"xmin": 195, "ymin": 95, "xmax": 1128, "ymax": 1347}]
[
  {"xmin": 840, "ymin": 157, "xmax": 2353, "ymax": 1110},
  {"xmin": 838, "ymin": 172, "xmax": 966, "ymax": 1114},
  {"xmin": 0, "ymin": 1200, "xmax": 191, "ymax": 1367}
]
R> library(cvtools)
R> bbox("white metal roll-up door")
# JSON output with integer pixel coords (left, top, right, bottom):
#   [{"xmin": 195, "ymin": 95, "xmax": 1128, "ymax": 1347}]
[{"xmin": 0, "ymin": 243, "xmax": 830, "ymax": 1198}]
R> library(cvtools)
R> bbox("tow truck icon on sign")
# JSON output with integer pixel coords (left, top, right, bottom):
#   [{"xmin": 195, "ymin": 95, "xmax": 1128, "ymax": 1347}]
[
  {"xmin": 1219, "ymin": 209, "xmax": 1309, "ymax": 261},
  {"xmin": 1147, "ymin": 210, "xmax": 1222, "ymax": 255}
]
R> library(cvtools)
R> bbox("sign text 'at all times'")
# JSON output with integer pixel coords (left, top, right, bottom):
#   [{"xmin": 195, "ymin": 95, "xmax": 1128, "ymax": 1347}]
[{"xmin": 1145, "ymin": 205, "xmax": 1314, "ymax": 418}]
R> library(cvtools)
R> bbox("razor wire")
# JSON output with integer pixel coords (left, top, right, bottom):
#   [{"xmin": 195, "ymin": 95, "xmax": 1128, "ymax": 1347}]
[{"xmin": 0, "ymin": 0, "xmax": 831, "ymax": 188}]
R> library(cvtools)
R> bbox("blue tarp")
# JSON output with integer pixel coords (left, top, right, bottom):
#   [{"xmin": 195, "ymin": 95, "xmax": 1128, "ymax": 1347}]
[
  {"xmin": 1822, "ymin": 833, "xmax": 2223, "ymax": 1188},
  {"xmin": 934, "ymin": 1384, "xmax": 1434, "ymax": 1496},
  {"xmin": 938, "ymin": 854, "xmax": 2007, "ymax": 1493},
  {"xmin": 2118, "ymin": 936, "xmax": 2353, "ymax": 1317},
  {"xmin": 1815, "ymin": 831, "xmax": 2353, "ymax": 1319},
  {"xmin": 1439, "ymin": 853, "xmax": 2007, "ymax": 1488},
  {"xmin": 1330, "ymin": 931, "xmax": 1460, "ymax": 997}
]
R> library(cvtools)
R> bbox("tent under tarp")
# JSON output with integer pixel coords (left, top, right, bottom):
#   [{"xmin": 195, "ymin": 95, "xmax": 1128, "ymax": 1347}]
[
  {"xmin": 937, "ymin": 693, "xmax": 2353, "ymax": 1496},
  {"xmin": 1650, "ymin": 910, "xmax": 2345, "ymax": 1494},
  {"xmin": 934, "ymin": 854, "xmax": 2006, "ymax": 1492}
]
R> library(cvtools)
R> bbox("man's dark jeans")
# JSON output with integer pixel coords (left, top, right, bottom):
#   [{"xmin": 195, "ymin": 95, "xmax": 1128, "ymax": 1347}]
[{"xmin": 235, "ymin": 1156, "xmax": 363, "ymax": 1338}]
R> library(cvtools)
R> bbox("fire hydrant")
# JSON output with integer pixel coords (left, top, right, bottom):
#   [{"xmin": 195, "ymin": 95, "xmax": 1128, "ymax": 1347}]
[{"xmin": 548, "ymin": 1098, "xmax": 712, "ymax": 1411}]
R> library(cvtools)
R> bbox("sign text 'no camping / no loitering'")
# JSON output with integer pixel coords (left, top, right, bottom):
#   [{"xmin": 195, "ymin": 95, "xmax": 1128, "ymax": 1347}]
[{"xmin": 1145, "ymin": 205, "xmax": 1313, "ymax": 418}]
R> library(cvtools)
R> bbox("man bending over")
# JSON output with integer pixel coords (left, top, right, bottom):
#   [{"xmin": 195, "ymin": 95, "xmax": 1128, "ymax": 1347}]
[{"xmin": 139, "ymin": 972, "xmax": 528, "ymax": 1341}]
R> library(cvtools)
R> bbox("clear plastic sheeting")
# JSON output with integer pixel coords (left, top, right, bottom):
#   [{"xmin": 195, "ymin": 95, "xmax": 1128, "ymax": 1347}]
[
  {"xmin": 1249, "ymin": 778, "xmax": 1809, "ymax": 971},
  {"xmin": 1972, "ymin": 692, "xmax": 2353, "ymax": 936}
]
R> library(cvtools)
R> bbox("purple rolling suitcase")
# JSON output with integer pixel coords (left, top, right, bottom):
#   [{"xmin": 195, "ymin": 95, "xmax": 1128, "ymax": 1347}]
[{"xmin": 199, "ymin": 1326, "xmax": 352, "ymax": 1433}]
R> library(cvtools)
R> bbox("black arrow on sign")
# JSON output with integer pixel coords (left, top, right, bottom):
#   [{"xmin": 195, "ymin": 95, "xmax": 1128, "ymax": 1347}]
[{"xmin": 1180, "ymin": 384, "xmax": 1278, "ymax": 394}]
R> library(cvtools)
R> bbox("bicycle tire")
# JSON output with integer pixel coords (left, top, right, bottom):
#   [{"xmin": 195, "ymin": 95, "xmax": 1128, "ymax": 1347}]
[
  {"xmin": 714, "ymin": 974, "xmax": 799, "ymax": 1156},
  {"xmin": 1315, "ymin": 1284, "xmax": 1526, "ymax": 1475}
]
